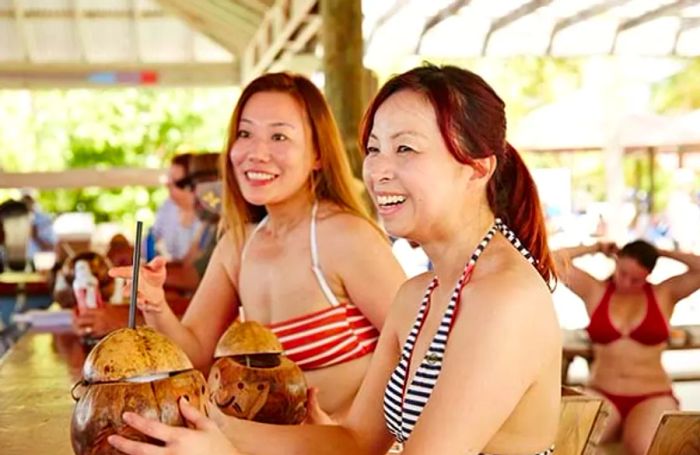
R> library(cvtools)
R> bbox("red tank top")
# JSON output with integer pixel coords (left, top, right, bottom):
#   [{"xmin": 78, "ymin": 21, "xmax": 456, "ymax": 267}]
[{"xmin": 587, "ymin": 281, "xmax": 669, "ymax": 345}]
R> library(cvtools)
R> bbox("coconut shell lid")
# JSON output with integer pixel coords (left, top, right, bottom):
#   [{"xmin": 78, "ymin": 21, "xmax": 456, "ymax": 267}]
[
  {"xmin": 214, "ymin": 321, "xmax": 283, "ymax": 358},
  {"xmin": 83, "ymin": 327, "xmax": 193, "ymax": 383}
]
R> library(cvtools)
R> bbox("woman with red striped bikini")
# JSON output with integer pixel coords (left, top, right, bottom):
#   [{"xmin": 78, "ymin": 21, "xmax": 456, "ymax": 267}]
[{"xmin": 110, "ymin": 72, "xmax": 406, "ymax": 418}]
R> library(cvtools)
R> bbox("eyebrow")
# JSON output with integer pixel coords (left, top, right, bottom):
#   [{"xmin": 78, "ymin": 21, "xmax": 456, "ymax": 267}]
[
  {"xmin": 239, "ymin": 118, "xmax": 296, "ymax": 129},
  {"xmin": 369, "ymin": 130, "xmax": 423, "ymax": 140}
]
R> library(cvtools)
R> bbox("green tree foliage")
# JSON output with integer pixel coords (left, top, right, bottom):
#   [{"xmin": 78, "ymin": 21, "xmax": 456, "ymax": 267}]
[
  {"xmin": 652, "ymin": 58, "xmax": 700, "ymax": 112},
  {"xmin": 0, "ymin": 87, "xmax": 237, "ymax": 225}
]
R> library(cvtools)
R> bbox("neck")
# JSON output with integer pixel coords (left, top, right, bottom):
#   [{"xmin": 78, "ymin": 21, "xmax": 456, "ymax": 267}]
[
  {"xmin": 421, "ymin": 203, "xmax": 496, "ymax": 287},
  {"xmin": 264, "ymin": 188, "xmax": 315, "ymax": 235}
]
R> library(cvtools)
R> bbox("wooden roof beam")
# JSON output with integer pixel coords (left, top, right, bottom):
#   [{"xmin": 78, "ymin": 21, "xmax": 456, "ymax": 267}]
[
  {"xmin": 481, "ymin": 0, "xmax": 555, "ymax": 55},
  {"xmin": 366, "ymin": 0, "xmax": 410, "ymax": 45},
  {"xmin": 673, "ymin": 16, "xmax": 700, "ymax": 53},
  {"xmin": 10, "ymin": 0, "xmax": 33, "ymax": 62},
  {"xmin": 414, "ymin": 0, "xmax": 472, "ymax": 53},
  {"xmin": 72, "ymin": 0, "xmax": 88, "ymax": 63},
  {"xmin": 546, "ymin": 0, "xmax": 633, "ymax": 54},
  {"xmin": 242, "ymin": 0, "xmax": 319, "ymax": 82},
  {"xmin": 155, "ymin": 0, "xmax": 255, "ymax": 55},
  {"xmin": 613, "ymin": 0, "xmax": 700, "ymax": 51},
  {"xmin": 131, "ymin": 0, "xmax": 143, "ymax": 63}
]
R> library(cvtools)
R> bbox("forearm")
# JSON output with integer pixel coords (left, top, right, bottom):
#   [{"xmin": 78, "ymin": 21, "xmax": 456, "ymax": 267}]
[
  {"xmin": 554, "ymin": 244, "xmax": 599, "ymax": 266},
  {"xmin": 660, "ymin": 249, "xmax": 700, "ymax": 271},
  {"xmin": 224, "ymin": 418, "xmax": 365, "ymax": 455},
  {"xmin": 144, "ymin": 305, "xmax": 210, "ymax": 369}
]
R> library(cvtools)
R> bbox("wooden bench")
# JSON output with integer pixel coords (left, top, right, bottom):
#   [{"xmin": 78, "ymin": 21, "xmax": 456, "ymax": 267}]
[
  {"xmin": 555, "ymin": 387, "xmax": 609, "ymax": 455},
  {"xmin": 647, "ymin": 411, "xmax": 700, "ymax": 455}
]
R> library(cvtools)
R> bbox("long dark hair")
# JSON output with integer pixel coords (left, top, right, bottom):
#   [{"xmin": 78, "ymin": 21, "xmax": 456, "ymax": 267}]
[{"xmin": 360, "ymin": 64, "xmax": 555, "ymax": 286}]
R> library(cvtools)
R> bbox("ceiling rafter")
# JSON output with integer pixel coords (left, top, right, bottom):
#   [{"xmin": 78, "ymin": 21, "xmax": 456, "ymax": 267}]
[
  {"xmin": 10, "ymin": 0, "xmax": 33, "ymax": 62},
  {"xmin": 612, "ymin": 0, "xmax": 700, "ymax": 52},
  {"xmin": 155, "ymin": 0, "xmax": 258, "ymax": 55},
  {"xmin": 0, "ymin": 9, "xmax": 167, "ymax": 19},
  {"xmin": 414, "ymin": 0, "xmax": 472, "ymax": 53},
  {"xmin": 72, "ymin": 0, "xmax": 88, "ymax": 62},
  {"xmin": 673, "ymin": 16, "xmax": 700, "ymax": 53},
  {"xmin": 366, "ymin": 0, "xmax": 410, "ymax": 46},
  {"xmin": 481, "ymin": 0, "xmax": 555, "ymax": 55},
  {"xmin": 241, "ymin": 0, "xmax": 319, "ymax": 82},
  {"xmin": 546, "ymin": 0, "xmax": 634, "ymax": 54},
  {"xmin": 131, "ymin": 0, "xmax": 143, "ymax": 63}
]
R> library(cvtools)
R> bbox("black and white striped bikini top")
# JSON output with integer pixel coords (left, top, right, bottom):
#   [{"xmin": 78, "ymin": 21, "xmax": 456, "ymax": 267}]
[{"xmin": 383, "ymin": 219, "xmax": 553, "ymax": 455}]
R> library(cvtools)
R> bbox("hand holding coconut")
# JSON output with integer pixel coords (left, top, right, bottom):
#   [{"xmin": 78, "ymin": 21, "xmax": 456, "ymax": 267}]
[{"xmin": 108, "ymin": 398, "xmax": 239, "ymax": 455}]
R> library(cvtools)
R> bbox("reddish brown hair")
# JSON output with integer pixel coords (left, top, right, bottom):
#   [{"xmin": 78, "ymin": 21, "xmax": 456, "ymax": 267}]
[
  {"xmin": 222, "ymin": 72, "xmax": 374, "ymax": 247},
  {"xmin": 360, "ymin": 64, "xmax": 555, "ymax": 287}
]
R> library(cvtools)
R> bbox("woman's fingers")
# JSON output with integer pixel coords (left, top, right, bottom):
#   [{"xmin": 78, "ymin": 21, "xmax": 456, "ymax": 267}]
[
  {"xmin": 107, "ymin": 435, "xmax": 165, "ymax": 455},
  {"xmin": 179, "ymin": 397, "xmax": 214, "ymax": 431},
  {"xmin": 109, "ymin": 265, "xmax": 134, "ymax": 279},
  {"xmin": 122, "ymin": 411, "xmax": 177, "ymax": 442}
]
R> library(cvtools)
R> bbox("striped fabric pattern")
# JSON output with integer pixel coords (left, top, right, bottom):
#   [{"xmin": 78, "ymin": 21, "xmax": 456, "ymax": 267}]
[
  {"xmin": 268, "ymin": 303, "xmax": 379, "ymax": 370},
  {"xmin": 383, "ymin": 220, "xmax": 553, "ymax": 454}
]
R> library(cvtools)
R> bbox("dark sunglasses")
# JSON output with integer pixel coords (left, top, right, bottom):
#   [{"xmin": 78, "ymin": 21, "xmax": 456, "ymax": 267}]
[{"xmin": 170, "ymin": 176, "xmax": 193, "ymax": 190}]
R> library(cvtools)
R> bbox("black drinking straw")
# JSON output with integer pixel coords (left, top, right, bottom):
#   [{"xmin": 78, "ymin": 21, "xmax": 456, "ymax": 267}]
[{"xmin": 128, "ymin": 221, "xmax": 143, "ymax": 329}]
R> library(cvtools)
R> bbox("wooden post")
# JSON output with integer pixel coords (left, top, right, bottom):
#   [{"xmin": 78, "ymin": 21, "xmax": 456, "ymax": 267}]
[{"xmin": 320, "ymin": 0, "xmax": 364, "ymax": 177}]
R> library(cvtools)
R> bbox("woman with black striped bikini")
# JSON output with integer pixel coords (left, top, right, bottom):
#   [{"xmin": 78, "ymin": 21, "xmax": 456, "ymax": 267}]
[{"xmin": 110, "ymin": 64, "xmax": 562, "ymax": 455}]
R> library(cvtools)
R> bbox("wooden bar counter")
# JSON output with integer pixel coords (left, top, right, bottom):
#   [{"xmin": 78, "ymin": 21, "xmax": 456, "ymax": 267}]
[{"xmin": 0, "ymin": 330, "xmax": 86, "ymax": 455}]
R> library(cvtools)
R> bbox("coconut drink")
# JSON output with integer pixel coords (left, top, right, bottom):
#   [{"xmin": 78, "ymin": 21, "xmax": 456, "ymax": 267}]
[
  {"xmin": 70, "ymin": 327, "xmax": 208, "ymax": 455},
  {"xmin": 70, "ymin": 221, "xmax": 208, "ymax": 454},
  {"xmin": 208, "ymin": 321, "xmax": 307, "ymax": 424}
]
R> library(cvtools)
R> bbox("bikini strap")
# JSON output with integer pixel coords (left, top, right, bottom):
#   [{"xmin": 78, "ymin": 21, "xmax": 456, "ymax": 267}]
[{"xmin": 310, "ymin": 201, "xmax": 342, "ymax": 307}]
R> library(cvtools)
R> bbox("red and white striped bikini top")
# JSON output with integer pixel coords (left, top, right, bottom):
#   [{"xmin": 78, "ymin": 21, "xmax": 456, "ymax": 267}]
[{"xmin": 239, "ymin": 201, "xmax": 379, "ymax": 371}]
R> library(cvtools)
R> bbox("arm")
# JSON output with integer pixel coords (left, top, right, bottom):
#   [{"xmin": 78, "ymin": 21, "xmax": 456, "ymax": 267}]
[
  {"xmin": 402, "ymin": 273, "xmax": 558, "ymax": 454},
  {"xmin": 160, "ymin": 233, "xmax": 240, "ymax": 370},
  {"xmin": 553, "ymin": 243, "xmax": 608, "ymax": 301},
  {"xmin": 658, "ymin": 249, "xmax": 700, "ymax": 303},
  {"xmin": 325, "ymin": 214, "xmax": 406, "ymax": 329},
  {"xmin": 109, "ymin": 233, "xmax": 240, "ymax": 370}
]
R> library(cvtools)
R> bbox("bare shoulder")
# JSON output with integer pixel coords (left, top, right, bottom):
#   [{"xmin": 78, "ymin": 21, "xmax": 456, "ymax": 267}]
[
  {"xmin": 316, "ymin": 202, "xmax": 389, "ymax": 249},
  {"xmin": 464, "ymin": 243, "xmax": 558, "ymax": 338},
  {"xmin": 392, "ymin": 272, "xmax": 435, "ymax": 319},
  {"xmin": 210, "ymin": 228, "xmax": 249, "ymax": 282}
]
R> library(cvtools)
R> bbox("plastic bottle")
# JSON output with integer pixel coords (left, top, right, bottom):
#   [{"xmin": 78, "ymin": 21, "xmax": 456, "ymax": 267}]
[{"xmin": 72, "ymin": 259, "xmax": 104, "ymax": 315}]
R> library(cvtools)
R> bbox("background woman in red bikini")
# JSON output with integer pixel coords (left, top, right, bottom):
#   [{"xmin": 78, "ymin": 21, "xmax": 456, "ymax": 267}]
[
  {"xmin": 111, "ymin": 72, "xmax": 406, "ymax": 418},
  {"xmin": 555, "ymin": 240, "xmax": 700, "ymax": 454}
]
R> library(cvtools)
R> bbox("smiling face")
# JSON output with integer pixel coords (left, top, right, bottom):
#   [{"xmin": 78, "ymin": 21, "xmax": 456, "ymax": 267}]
[
  {"xmin": 229, "ymin": 91, "xmax": 317, "ymax": 207},
  {"xmin": 362, "ymin": 90, "xmax": 479, "ymax": 241}
]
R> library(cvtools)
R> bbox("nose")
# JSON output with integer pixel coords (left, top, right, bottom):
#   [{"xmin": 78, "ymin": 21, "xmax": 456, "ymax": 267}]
[
  {"xmin": 363, "ymin": 153, "xmax": 394, "ymax": 185},
  {"xmin": 231, "ymin": 138, "xmax": 270, "ymax": 164}
]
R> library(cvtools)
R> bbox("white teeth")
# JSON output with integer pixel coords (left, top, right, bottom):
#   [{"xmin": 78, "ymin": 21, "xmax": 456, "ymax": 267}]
[
  {"xmin": 246, "ymin": 171, "xmax": 276, "ymax": 181},
  {"xmin": 376, "ymin": 194, "xmax": 406, "ymax": 206}
]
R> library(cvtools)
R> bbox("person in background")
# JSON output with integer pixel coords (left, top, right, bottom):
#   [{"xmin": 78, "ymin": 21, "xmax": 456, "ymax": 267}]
[
  {"xmin": 163, "ymin": 152, "xmax": 223, "ymax": 294},
  {"xmin": 109, "ymin": 65, "xmax": 560, "ymax": 455},
  {"xmin": 20, "ymin": 189, "xmax": 56, "ymax": 266},
  {"xmin": 151, "ymin": 153, "xmax": 201, "ymax": 261},
  {"xmin": 554, "ymin": 240, "xmax": 700, "ymax": 454}
]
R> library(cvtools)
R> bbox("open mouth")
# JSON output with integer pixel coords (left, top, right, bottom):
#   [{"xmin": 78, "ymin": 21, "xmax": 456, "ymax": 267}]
[
  {"xmin": 245, "ymin": 171, "xmax": 278, "ymax": 182},
  {"xmin": 376, "ymin": 194, "xmax": 407, "ymax": 208}
]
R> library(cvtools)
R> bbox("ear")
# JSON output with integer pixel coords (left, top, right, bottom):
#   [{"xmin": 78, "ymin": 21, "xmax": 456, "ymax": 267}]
[
  {"xmin": 312, "ymin": 155, "xmax": 322, "ymax": 171},
  {"xmin": 469, "ymin": 155, "xmax": 497, "ymax": 183}
]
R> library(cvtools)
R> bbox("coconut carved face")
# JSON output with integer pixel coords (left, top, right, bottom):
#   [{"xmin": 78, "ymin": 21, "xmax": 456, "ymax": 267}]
[
  {"xmin": 70, "ymin": 327, "xmax": 208, "ymax": 455},
  {"xmin": 208, "ymin": 321, "xmax": 307, "ymax": 424}
]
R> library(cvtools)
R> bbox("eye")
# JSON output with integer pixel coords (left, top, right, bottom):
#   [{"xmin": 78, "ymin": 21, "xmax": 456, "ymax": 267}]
[
  {"xmin": 397, "ymin": 145, "xmax": 415, "ymax": 153},
  {"xmin": 366, "ymin": 146, "xmax": 379, "ymax": 155},
  {"xmin": 236, "ymin": 130, "xmax": 250, "ymax": 138},
  {"xmin": 271, "ymin": 133, "xmax": 288, "ymax": 141}
]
